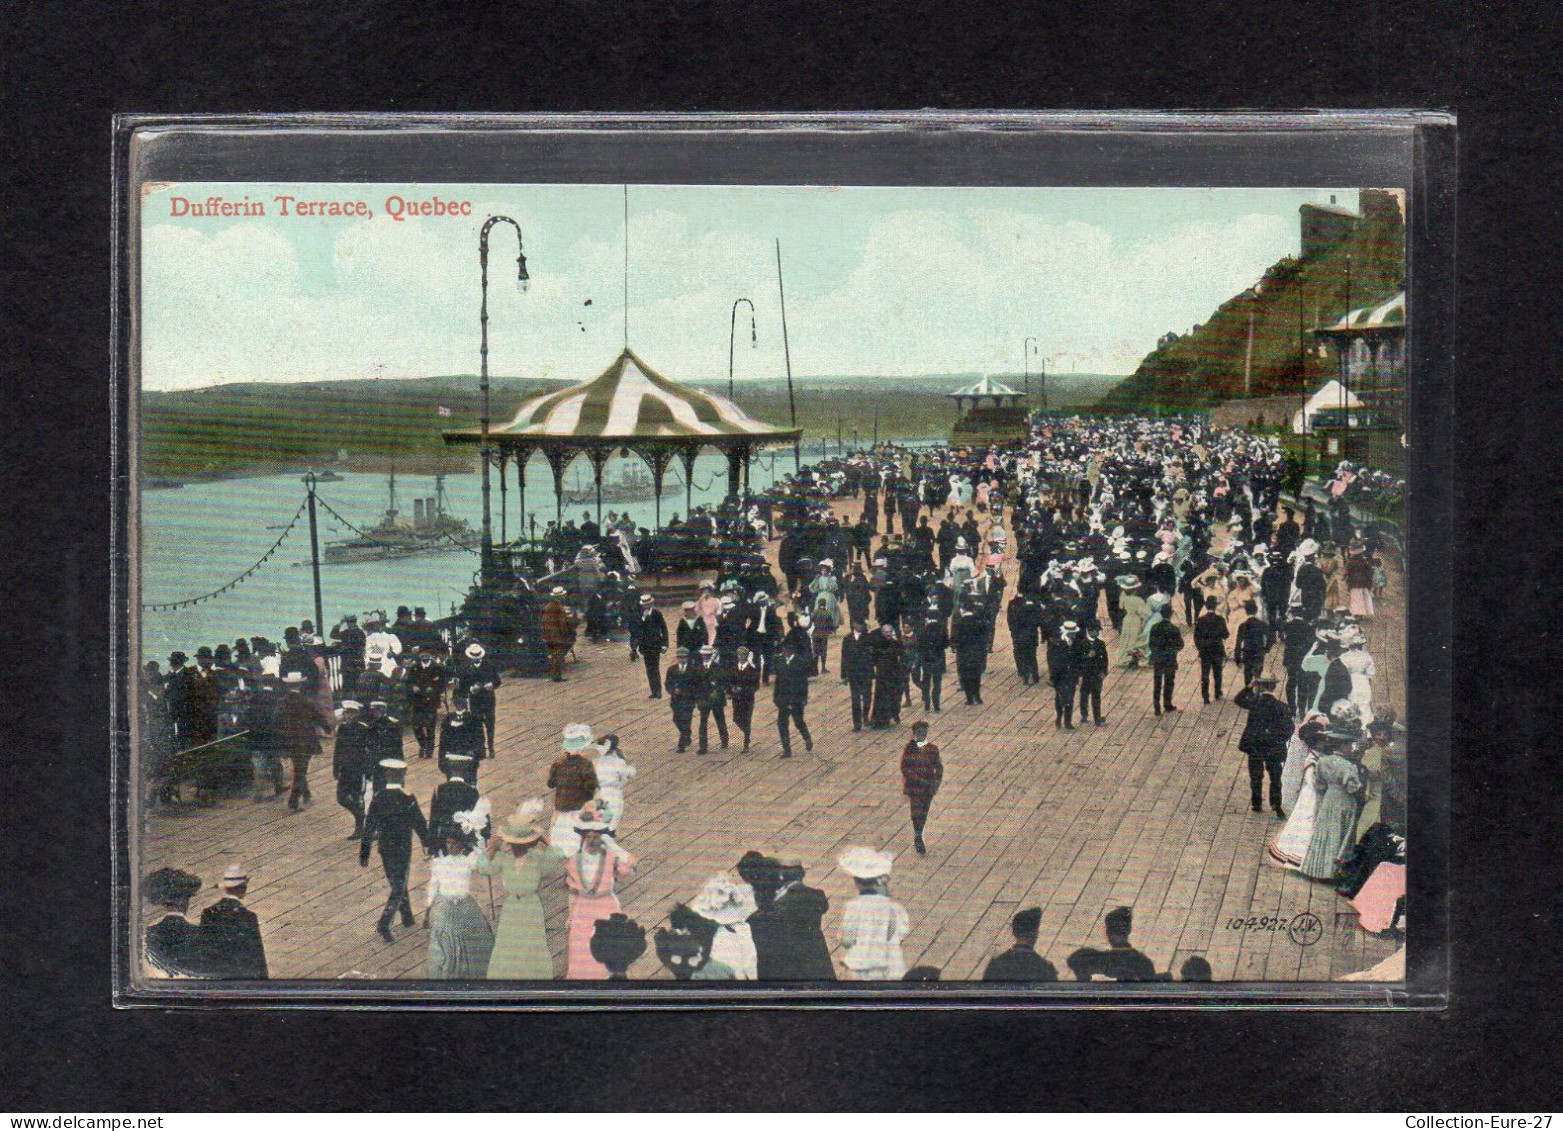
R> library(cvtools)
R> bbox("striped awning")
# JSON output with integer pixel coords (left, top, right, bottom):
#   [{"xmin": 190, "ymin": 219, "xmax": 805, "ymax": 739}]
[
  {"xmin": 1320, "ymin": 291, "xmax": 1405, "ymax": 335},
  {"xmin": 949, "ymin": 376, "xmax": 1022, "ymax": 399},
  {"xmin": 449, "ymin": 349, "xmax": 799, "ymax": 444}
]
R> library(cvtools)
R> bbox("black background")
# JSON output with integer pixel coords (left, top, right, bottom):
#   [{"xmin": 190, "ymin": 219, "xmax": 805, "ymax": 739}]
[{"xmin": 5, "ymin": 0, "xmax": 1562, "ymax": 1111}]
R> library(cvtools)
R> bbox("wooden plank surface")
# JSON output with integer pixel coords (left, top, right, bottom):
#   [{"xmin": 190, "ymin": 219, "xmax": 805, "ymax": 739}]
[{"xmin": 143, "ymin": 498, "xmax": 1403, "ymax": 984}]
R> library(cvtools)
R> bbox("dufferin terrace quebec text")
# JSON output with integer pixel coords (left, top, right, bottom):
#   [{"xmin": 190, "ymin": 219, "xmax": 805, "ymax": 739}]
[{"xmin": 166, "ymin": 194, "xmax": 473, "ymax": 221}]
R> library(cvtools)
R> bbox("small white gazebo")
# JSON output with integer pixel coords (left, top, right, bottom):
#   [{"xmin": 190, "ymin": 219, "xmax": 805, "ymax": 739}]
[{"xmin": 1292, "ymin": 379, "xmax": 1365, "ymax": 434}]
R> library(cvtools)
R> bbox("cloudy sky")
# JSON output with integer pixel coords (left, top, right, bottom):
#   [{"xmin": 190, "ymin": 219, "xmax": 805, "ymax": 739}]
[{"xmin": 140, "ymin": 183, "xmax": 1358, "ymax": 391}]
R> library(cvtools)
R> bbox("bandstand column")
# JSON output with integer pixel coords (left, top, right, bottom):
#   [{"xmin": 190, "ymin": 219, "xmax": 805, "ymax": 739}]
[{"xmin": 679, "ymin": 447, "xmax": 699, "ymax": 521}]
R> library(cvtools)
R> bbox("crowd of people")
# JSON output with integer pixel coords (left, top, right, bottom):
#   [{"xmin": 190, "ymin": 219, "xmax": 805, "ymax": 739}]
[{"xmin": 142, "ymin": 412, "xmax": 1408, "ymax": 982}]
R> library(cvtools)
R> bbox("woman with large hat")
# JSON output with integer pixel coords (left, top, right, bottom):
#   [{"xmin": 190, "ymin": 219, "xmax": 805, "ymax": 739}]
[
  {"xmin": 562, "ymin": 801, "xmax": 636, "ymax": 979},
  {"xmin": 475, "ymin": 800, "xmax": 558, "ymax": 980},
  {"xmin": 836, "ymin": 847, "xmax": 911, "ymax": 980},
  {"xmin": 1113, "ymin": 575, "xmax": 1150, "ymax": 669},
  {"xmin": 689, "ymin": 871, "xmax": 760, "ymax": 980},
  {"xmin": 424, "ymin": 810, "xmax": 496, "ymax": 979},
  {"xmin": 1300, "ymin": 721, "xmax": 1367, "ymax": 881}
]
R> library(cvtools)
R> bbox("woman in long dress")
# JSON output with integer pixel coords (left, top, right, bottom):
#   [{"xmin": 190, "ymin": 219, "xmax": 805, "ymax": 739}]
[
  {"xmin": 475, "ymin": 804, "xmax": 558, "ymax": 980},
  {"xmin": 1300, "ymin": 736, "xmax": 1366, "ymax": 881},
  {"xmin": 563, "ymin": 803, "xmax": 636, "ymax": 979},
  {"xmin": 1341, "ymin": 641, "xmax": 1376, "ymax": 727},
  {"xmin": 1269, "ymin": 749, "xmax": 1321, "ymax": 869},
  {"xmin": 425, "ymin": 817, "xmax": 496, "ymax": 979},
  {"xmin": 1114, "ymin": 579, "xmax": 1150, "ymax": 668},
  {"xmin": 1318, "ymin": 543, "xmax": 1347, "ymax": 613},
  {"xmin": 690, "ymin": 872, "xmax": 759, "ymax": 980},
  {"xmin": 591, "ymin": 735, "xmax": 636, "ymax": 834},
  {"xmin": 1344, "ymin": 543, "xmax": 1376, "ymax": 618},
  {"xmin": 836, "ymin": 847, "xmax": 911, "ymax": 980}
]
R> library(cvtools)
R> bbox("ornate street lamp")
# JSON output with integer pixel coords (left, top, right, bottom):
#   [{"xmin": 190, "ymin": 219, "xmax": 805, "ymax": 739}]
[
  {"xmin": 1023, "ymin": 335, "xmax": 1038, "ymax": 400},
  {"xmin": 478, "ymin": 215, "xmax": 528, "ymax": 584},
  {"xmin": 729, "ymin": 297, "xmax": 757, "ymax": 400}
]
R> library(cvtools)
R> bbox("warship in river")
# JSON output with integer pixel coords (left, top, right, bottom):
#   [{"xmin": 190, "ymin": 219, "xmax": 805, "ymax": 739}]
[
  {"xmin": 323, "ymin": 470, "xmax": 476, "ymax": 564},
  {"xmin": 560, "ymin": 463, "xmax": 678, "ymax": 505}
]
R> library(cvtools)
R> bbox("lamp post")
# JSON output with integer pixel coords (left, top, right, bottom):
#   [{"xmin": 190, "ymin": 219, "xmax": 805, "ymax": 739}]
[
  {"xmin": 1023, "ymin": 335, "xmax": 1038, "ymax": 400},
  {"xmin": 729, "ymin": 297, "xmax": 756, "ymax": 400},
  {"xmin": 478, "ymin": 216, "xmax": 528, "ymax": 585}
]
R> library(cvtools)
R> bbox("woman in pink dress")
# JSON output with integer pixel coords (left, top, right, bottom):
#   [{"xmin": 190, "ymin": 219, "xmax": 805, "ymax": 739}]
[
  {"xmin": 693, "ymin": 582, "xmax": 721, "ymax": 645},
  {"xmin": 563, "ymin": 802, "xmax": 637, "ymax": 979}
]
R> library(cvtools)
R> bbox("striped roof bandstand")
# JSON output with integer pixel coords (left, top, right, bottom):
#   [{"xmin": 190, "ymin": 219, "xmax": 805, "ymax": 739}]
[
  {"xmin": 488, "ymin": 349, "xmax": 797, "ymax": 442},
  {"xmin": 1321, "ymin": 291, "xmax": 1405, "ymax": 334},
  {"xmin": 949, "ymin": 376, "xmax": 1023, "ymax": 399}
]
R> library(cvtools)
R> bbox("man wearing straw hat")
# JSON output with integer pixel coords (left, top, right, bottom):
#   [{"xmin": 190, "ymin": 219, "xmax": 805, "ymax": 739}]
[
  {"xmin": 359, "ymin": 758, "xmax": 430, "ymax": 944},
  {"xmin": 200, "ymin": 864, "xmax": 268, "ymax": 980},
  {"xmin": 541, "ymin": 587, "xmax": 578, "ymax": 683},
  {"xmin": 452, "ymin": 641, "xmax": 501, "ymax": 758},
  {"xmin": 628, "ymin": 593, "xmax": 669, "ymax": 699}
]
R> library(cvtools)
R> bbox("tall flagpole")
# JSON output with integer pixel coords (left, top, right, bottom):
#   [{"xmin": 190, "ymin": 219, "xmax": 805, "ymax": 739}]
[
  {"xmin": 623, "ymin": 185, "xmax": 630, "ymax": 349},
  {"xmin": 775, "ymin": 239, "xmax": 800, "ymax": 471}
]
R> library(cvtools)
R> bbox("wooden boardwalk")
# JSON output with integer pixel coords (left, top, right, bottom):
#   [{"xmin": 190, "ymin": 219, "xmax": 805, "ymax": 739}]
[{"xmin": 144, "ymin": 501, "xmax": 1403, "ymax": 984}]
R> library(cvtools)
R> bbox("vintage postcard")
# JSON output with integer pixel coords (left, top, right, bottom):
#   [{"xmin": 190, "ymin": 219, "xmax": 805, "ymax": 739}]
[{"xmin": 125, "ymin": 138, "xmax": 1419, "ymax": 1000}]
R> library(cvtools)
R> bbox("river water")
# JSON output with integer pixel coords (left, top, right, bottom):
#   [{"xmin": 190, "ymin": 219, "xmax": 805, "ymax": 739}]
[{"xmin": 138, "ymin": 450, "xmax": 800, "ymax": 663}]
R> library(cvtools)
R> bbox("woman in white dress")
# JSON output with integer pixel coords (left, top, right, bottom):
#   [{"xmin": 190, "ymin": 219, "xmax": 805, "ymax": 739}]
[
  {"xmin": 689, "ymin": 872, "xmax": 759, "ymax": 980},
  {"xmin": 424, "ymin": 814, "xmax": 496, "ymax": 979},
  {"xmin": 837, "ymin": 847, "xmax": 910, "ymax": 980},
  {"xmin": 1341, "ymin": 635, "xmax": 1377, "ymax": 727},
  {"xmin": 592, "ymin": 734, "xmax": 636, "ymax": 833},
  {"xmin": 1270, "ymin": 720, "xmax": 1328, "ymax": 869}
]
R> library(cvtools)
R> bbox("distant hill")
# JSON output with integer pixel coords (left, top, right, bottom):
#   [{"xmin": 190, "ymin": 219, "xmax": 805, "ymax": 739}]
[
  {"xmin": 1097, "ymin": 192, "xmax": 1405, "ymax": 414},
  {"xmin": 140, "ymin": 372, "xmax": 1124, "ymax": 479}
]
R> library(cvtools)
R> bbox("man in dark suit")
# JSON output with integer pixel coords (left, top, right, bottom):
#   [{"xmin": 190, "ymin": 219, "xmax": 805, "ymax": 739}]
[
  {"xmin": 982, "ymin": 907, "xmax": 1058, "ymax": 982},
  {"xmin": 1292, "ymin": 542, "xmax": 1326, "ymax": 623},
  {"xmin": 900, "ymin": 721, "xmax": 943, "ymax": 854},
  {"xmin": 772, "ymin": 644, "xmax": 814, "ymax": 758},
  {"xmin": 665, "ymin": 647, "xmax": 697, "ymax": 753},
  {"xmin": 359, "ymin": 758, "xmax": 430, "ymax": 943},
  {"xmin": 726, "ymin": 645, "xmax": 762, "ymax": 752},
  {"xmin": 1259, "ymin": 553, "xmax": 1292, "ymax": 648},
  {"xmin": 745, "ymin": 593, "xmax": 784, "ymax": 684},
  {"xmin": 200, "ymin": 865, "xmax": 268, "ymax": 980},
  {"xmin": 914, "ymin": 599, "xmax": 950, "ymax": 713},
  {"xmin": 1075, "ymin": 620, "xmax": 1110, "ymax": 727},
  {"xmin": 1148, "ymin": 614, "xmax": 1184, "ymax": 717},
  {"xmin": 675, "ymin": 601, "xmax": 707, "ymax": 656},
  {"xmin": 277, "ymin": 671, "xmax": 327, "ymax": 811},
  {"xmin": 1047, "ymin": 621, "xmax": 1081, "ymax": 730},
  {"xmin": 435, "ymin": 694, "xmax": 484, "ymax": 782},
  {"xmin": 1007, "ymin": 593, "xmax": 1042, "ymax": 685},
  {"xmin": 629, "ymin": 594, "xmax": 669, "ymax": 698},
  {"xmin": 329, "ymin": 615, "xmax": 367, "ymax": 697},
  {"xmin": 331, "ymin": 700, "xmax": 374, "ymax": 838},
  {"xmin": 953, "ymin": 607, "xmax": 988, "ymax": 705},
  {"xmin": 1233, "ymin": 600, "xmax": 1270, "ymax": 687},
  {"xmin": 840, "ymin": 621, "xmax": 876, "ymax": 731},
  {"xmin": 180, "ymin": 646, "xmax": 223, "ymax": 750},
  {"xmin": 692, "ymin": 645, "xmax": 730, "ymax": 754},
  {"xmin": 143, "ymin": 867, "xmax": 213, "ymax": 978},
  {"xmin": 1234, "ymin": 676, "xmax": 1294, "ymax": 816},
  {"xmin": 1282, "ymin": 612, "xmax": 1316, "ymax": 718},
  {"xmin": 428, "ymin": 756, "xmax": 483, "ymax": 848},
  {"xmin": 1193, "ymin": 596, "xmax": 1230, "ymax": 704},
  {"xmin": 751, "ymin": 859, "xmax": 836, "ymax": 980},
  {"xmin": 404, "ymin": 647, "xmax": 446, "ymax": 760},
  {"xmin": 451, "ymin": 642, "xmax": 501, "ymax": 757}
]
